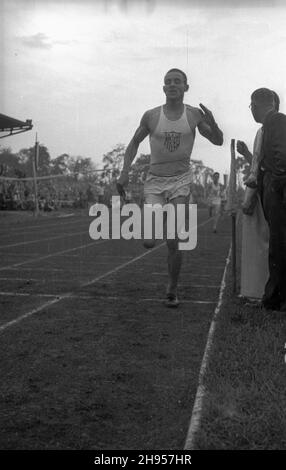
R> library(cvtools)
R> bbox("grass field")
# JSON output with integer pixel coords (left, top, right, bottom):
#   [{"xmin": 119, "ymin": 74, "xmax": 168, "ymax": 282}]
[
  {"xmin": 0, "ymin": 208, "xmax": 232, "ymax": 450},
  {"xmin": 193, "ymin": 221, "xmax": 286, "ymax": 450}
]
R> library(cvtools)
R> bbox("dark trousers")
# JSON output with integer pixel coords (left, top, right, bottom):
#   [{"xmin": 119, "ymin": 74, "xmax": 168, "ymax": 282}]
[{"xmin": 260, "ymin": 172, "xmax": 286, "ymax": 308}]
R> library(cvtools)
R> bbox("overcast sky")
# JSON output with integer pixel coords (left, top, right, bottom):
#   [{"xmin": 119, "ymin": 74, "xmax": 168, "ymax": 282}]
[{"xmin": 1, "ymin": 0, "xmax": 286, "ymax": 176}]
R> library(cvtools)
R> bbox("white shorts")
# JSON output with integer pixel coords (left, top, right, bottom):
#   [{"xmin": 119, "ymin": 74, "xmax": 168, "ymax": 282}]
[
  {"xmin": 210, "ymin": 201, "xmax": 221, "ymax": 215},
  {"xmin": 144, "ymin": 170, "xmax": 192, "ymax": 205}
]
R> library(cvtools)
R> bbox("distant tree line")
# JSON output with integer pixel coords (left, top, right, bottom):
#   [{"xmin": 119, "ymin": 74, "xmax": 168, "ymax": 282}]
[{"xmin": 0, "ymin": 143, "xmax": 218, "ymax": 210}]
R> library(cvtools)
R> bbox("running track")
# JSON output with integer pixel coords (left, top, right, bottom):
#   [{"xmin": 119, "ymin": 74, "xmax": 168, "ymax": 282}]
[{"xmin": 0, "ymin": 209, "xmax": 231, "ymax": 449}]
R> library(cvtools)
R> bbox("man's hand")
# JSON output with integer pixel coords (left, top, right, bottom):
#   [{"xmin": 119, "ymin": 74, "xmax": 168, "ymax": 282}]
[
  {"xmin": 116, "ymin": 171, "xmax": 129, "ymax": 199},
  {"xmin": 244, "ymin": 174, "xmax": 258, "ymax": 188},
  {"xmin": 236, "ymin": 140, "xmax": 249, "ymax": 157},
  {"xmin": 199, "ymin": 103, "xmax": 217, "ymax": 128},
  {"xmin": 198, "ymin": 103, "xmax": 223, "ymax": 145}
]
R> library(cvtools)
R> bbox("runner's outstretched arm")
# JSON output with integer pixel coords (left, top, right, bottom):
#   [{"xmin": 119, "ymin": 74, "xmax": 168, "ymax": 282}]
[
  {"xmin": 197, "ymin": 103, "xmax": 223, "ymax": 145},
  {"xmin": 117, "ymin": 112, "xmax": 150, "ymax": 197}
]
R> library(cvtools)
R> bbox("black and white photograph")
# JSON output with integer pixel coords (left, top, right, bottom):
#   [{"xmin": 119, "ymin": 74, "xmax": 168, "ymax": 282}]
[{"xmin": 0, "ymin": 0, "xmax": 286, "ymax": 457}]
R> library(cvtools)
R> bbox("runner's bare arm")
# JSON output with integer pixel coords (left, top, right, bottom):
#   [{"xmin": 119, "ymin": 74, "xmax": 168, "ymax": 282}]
[
  {"xmin": 122, "ymin": 115, "xmax": 150, "ymax": 173},
  {"xmin": 117, "ymin": 112, "xmax": 150, "ymax": 194},
  {"xmin": 197, "ymin": 104, "xmax": 223, "ymax": 145}
]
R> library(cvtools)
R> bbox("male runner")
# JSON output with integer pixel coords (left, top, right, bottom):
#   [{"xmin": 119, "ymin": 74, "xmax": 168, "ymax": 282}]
[{"xmin": 117, "ymin": 68, "xmax": 223, "ymax": 307}]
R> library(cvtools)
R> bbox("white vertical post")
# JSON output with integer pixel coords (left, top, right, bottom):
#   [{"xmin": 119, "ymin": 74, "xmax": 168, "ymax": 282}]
[{"xmin": 32, "ymin": 134, "xmax": 39, "ymax": 216}]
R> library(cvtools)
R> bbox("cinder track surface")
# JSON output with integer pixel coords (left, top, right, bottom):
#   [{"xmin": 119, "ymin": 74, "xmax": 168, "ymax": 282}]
[{"xmin": 0, "ymin": 209, "xmax": 231, "ymax": 449}]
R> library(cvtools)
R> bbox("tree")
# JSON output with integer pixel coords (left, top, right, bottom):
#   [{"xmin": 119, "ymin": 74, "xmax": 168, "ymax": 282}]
[
  {"xmin": 72, "ymin": 156, "xmax": 97, "ymax": 179},
  {"xmin": 50, "ymin": 153, "xmax": 72, "ymax": 175},
  {"xmin": 101, "ymin": 144, "xmax": 126, "ymax": 182},
  {"xmin": 129, "ymin": 153, "xmax": 150, "ymax": 185},
  {"xmin": 0, "ymin": 147, "xmax": 21, "ymax": 176},
  {"xmin": 18, "ymin": 145, "xmax": 52, "ymax": 177},
  {"xmin": 126, "ymin": 153, "xmax": 150, "ymax": 204},
  {"xmin": 190, "ymin": 159, "xmax": 213, "ymax": 186}
]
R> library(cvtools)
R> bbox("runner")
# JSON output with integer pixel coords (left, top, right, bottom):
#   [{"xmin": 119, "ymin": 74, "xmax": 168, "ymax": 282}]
[{"xmin": 117, "ymin": 68, "xmax": 223, "ymax": 307}]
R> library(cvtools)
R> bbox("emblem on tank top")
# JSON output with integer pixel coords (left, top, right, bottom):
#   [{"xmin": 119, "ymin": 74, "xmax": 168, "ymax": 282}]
[{"xmin": 164, "ymin": 131, "xmax": 181, "ymax": 152}]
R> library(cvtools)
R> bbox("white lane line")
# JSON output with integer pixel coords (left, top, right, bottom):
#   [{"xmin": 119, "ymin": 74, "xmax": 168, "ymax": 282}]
[
  {"xmin": 0, "ymin": 277, "xmax": 84, "ymax": 283},
  {"xmin": 54, "ymin": 254, "xmax": 134, "ymax": 259},
  {"xmin": 0, "ymin": 291, "xmax": 216, "ymax": 305},
  {"xmin": 0, "ymin": 243, "xmax": 165, "ymax": 332},
  {"xmin": 0, "ymin": 298, "xmax": 63, "ymax": 332},
  {"xmin": 0, "ymin": 278, "xmax": 47, "ymax": 282},
  {"xmin": 86, "ymin": 278, "xmax": 220, "ymax": 288},
  {"xmin": 0, "ymin": 209, "xmax": 208, "ymax": 236},
  {"xmin": 0, "ymin": 291, "xmax": 57, "ymax": 298},
  {"xmin": 0, "ymin": 230, "xmax": 88, "ymax": 249},
  {"xmin": 171, "ymin": 284, "xmax": 220, "ymax": 288},
  {"xmin": 183, "ymin": 245, "xmax": 232, "ymax": 450},
  {"xmin": 0, "ymin": 252, "xmax": 46, "ymax": 257},
  {"xmin": 152, "ymin": 272, "xmax": 220, "ymax": 277},
  {"xmin": 3, "ymin": 266, "xmax": 120, "ymax": 273},
  {"xmin": 0, "ymin": 220, "xmax": 87, "ymax": 236},
  {"xmin": 0, "ymin": 240, "xmax": 109, "ymax": 272},
  {"xmin": 0, "ymin": 253, "xmax": 150, "ymax": 261},
  {"xmin": 0, "ymin": 259, "xmax": 136, "ymax": 268},
  {"xmin": 0, "ymin": 217, "xmax": 215, "ymax": 332},
  {"xmin": 141, "ymin": 263, "xmax": 225, "ymax": 269},
  {"xmin": 6, "ymin": 267, "xmax": 66, "ymax": 273},
  {"xmin": 0, "ymin": 276, "xmax": 220, "ymax": 289},
  {"xmin": 140, "ymin": 298, "xmax": 216, "ymax": 304},
  {"xmin": 0, "ymin": 217, "xmax": 88, "ymax": 234},
  {"xmin": 0, "ymin": 264, "xmax": 124, "ymax": 273}
]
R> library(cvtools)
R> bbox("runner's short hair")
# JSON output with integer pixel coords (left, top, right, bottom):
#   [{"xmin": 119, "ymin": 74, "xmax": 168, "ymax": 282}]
[
  {"xmin": 165, "ymin": 68, "xmax": 188, "ymax": 84},
  {"xmin": 272, "ymin": 90, "xmax": 280, "ymax": 111},
  {"xmin": 213, "ymin": 172, "xmax": 220, "ymax": 177},
  {"xmin": 251, "ymin": 88, "xmax": 275, "ymax": 106}
]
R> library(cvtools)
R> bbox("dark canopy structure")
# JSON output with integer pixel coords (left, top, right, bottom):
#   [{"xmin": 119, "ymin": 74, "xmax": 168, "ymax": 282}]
[{"xmin": 0, "ymin": 113, "xmax": 33, "ymax": 139}]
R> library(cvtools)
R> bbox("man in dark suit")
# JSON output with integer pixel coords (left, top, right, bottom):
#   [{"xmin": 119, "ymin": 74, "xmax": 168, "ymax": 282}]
[{"xmin": 250, "ymin": 88, "xmax": 286, "ymax": 311}]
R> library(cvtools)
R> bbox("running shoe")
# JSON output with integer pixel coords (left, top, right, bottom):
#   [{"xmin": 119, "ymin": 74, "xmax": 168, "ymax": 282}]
[{"xmin": 165, "ymin": 293, "xmax": 179, "ymax": 308}]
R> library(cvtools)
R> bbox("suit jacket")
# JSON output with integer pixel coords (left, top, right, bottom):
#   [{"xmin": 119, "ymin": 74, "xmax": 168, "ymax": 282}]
[{"xmin": 260, "ymin": 111, "xmax": 286, "ymax": 178}]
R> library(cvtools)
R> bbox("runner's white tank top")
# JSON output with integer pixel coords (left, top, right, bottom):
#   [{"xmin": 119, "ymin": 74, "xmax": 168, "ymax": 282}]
[{"xmin": 149, "ymin": 105, "xmax": 195, "ymax": 176}]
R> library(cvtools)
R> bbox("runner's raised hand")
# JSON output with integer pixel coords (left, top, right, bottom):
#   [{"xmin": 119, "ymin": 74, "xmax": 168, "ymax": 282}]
[{"xmin": 199, "ymin": 103, "xmax": 217, "ymax": 127}]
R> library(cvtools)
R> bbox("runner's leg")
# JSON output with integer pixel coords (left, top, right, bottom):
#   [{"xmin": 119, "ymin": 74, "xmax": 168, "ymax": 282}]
[
  {"xmin": 143, "ymin": 194, "xmax": 165, "ymax": 249},
  {"xmin": 166, "ymin": 238, "xmax": 182, "ymax": 295},
  {"xmin": 166, "ymin": 195, "xmax": 188, "ymax": 296},
  {"xmin": 213, "ymin": 203, "xmax": 221, "ymax": 232}
]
